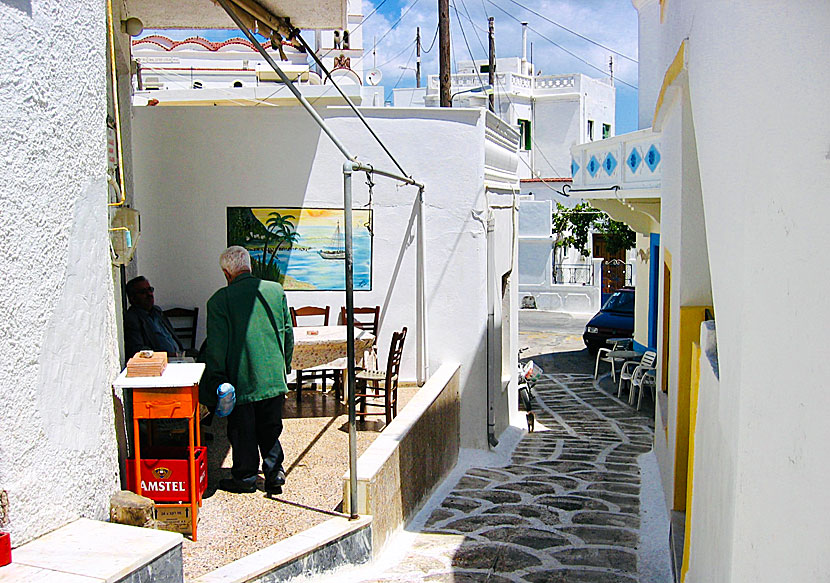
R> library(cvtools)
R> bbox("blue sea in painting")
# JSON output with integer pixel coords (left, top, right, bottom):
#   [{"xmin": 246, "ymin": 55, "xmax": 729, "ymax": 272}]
[{"xmin": 250, "ymin": 225, "xmax": 372, "ymax": 291}]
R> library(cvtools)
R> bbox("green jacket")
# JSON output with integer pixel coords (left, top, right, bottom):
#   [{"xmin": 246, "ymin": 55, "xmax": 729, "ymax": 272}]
[{"xmin": 201, "ymin": 273, "xmax": 294, "ymax": 407}]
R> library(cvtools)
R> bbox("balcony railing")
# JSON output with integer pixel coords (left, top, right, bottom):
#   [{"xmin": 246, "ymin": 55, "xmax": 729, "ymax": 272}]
[
  {"xmin": 427, "ymin": 72, "xmax": 580, "ymax": 98},
  {"xmin": 570, "ymin": 128, "xmax": 662, "ymax": 193},
  {"xmin": 554, "ymin": 264, "xmax": 593, "ymax": 285}
]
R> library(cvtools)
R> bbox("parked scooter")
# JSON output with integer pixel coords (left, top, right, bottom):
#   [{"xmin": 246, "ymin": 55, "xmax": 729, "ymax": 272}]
[{"xmin": 518, "ymin": 358, "xmax": 543, "ymax": 432}]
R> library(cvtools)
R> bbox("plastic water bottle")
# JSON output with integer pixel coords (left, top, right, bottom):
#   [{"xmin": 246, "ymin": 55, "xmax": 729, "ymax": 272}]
[{"xmin": 215, "ymin": 383, "xmax": 236, "ymax": 418}]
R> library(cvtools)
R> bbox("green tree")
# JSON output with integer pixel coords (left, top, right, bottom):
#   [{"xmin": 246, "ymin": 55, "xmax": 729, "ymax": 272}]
[
  {"xmin": 597, "ymin": 216, "xmax": 636, "ymax": 255},
  {"xmin": 551, "ymin": 203, "xmax": 636, "ymax": 262}
]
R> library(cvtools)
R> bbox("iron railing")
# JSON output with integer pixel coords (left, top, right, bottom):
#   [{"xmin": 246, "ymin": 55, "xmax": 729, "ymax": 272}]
[{"xmin": 553, "ymin": 264, "xmax": 593, "ymax": 285}]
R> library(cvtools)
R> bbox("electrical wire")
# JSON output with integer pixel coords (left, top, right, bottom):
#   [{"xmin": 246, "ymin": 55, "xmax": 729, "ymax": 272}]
[
  {"xmin": 452, "ymin": 1, "xmax": 502, "ymax": 111},
  {"xmin": 498, "ymin": 0, "xmax": 637, "ymax": 63},
  {"xmin": 450, "ymin": 0, "xmax": 488, "ymax": 90},
  {"xmin": 375, "ymin": 39, "xmax": 416, "ymax": 69},
  {"xmin": 420, "ymin": 23, "xmax": 440, "ymax": 54},
  {"xmin": 374, "ymin": 0, "xmax": 427, "ymax": 50},
  {"xmin": 385, "ymin": 44, "xmax": 416, "ymax": 102},
  {"xmin": 486, "ymin": 0, "xmax": 637, "ymax": 90},
  {"xmin": 448, "ymin": 0, "xmax": 566, "ymax": 176}
]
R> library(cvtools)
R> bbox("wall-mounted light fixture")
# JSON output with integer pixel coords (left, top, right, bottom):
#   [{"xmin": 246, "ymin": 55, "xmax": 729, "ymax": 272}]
[{"xmin": 121, "ymin": 17, "xmax": 144, "ymax": 37}]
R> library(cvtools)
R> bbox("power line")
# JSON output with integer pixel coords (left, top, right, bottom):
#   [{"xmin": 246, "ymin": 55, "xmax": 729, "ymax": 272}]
[
  {"xmin": 486, "ymin": 0, "xmax": 637, "ymax": 90},
  {"xmin": 375, "ymin": 39, "xmax": 416, "ymax": 68},
  {"xmin": 499, "ymin": 0, "xmax": 637, "ymax": 63},
  {"xmin": 450, "ymin": 0, "xmax": 487, "ymax": 90},
  {"xmin": 374, "ymin": 0, "xmax": 427, "ymax": 49},
  {"xmin": 385, "ymin": 44, "xmax": 417, "ymax": 102},
  {"xmin": 421, "ymin": 23, "xmax": 440, "ymax": 54}
]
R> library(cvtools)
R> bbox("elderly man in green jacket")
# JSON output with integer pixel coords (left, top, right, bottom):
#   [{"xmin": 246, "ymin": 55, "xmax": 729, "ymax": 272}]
[{"xmin": 202, "ymin": 246, "xmax": 294, "ymax": 495}]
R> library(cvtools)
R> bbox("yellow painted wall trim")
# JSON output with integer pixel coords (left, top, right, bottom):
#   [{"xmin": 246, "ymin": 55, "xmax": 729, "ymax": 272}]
[
  {"xmin": 652, "ymin": 40, "xmax": 686, "ymax": 127},
  {"xmin": 672, "ymin": 306, "xmax": 711, "ymax": 510},
  {"xmin": 681, "ymin": 341, "xmax": 702, "ymax": 582}
]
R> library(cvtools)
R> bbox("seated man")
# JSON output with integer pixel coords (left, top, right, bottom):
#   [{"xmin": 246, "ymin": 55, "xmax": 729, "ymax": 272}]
[{"xmin": 124, "ymin": 276, "xmax": 184, "ymax": 358}]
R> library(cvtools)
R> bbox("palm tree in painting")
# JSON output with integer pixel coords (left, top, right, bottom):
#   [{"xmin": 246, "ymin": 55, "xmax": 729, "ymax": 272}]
[
  {"xmin": 271, "ymin": 226, "xmax": 300, "ymax": 267},
  {"xmin": 264, "ymin": 212, "xmax": 298, "ymax": 268}
]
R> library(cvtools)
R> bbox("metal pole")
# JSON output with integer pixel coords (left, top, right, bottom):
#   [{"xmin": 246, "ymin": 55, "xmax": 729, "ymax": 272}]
[
  {"xmin": 488, "ymin": 17, "xmax": 495, "ymax": 114},
  {"xmin": 216, "ymin": 0, "xmax": 357, "ymax": 162},
  {"xmin": 439, "ymin": 0, "xmax": 451, "ymax": 107},
  {"xmin": 295, "ymin": 33, "xmax": 411, "ymax": 179},
  {"xmin": 343, "ymin": 162, "xmax": 359, "ymax": 519},
  {"xmin": 416, "ymin": 186, "xmax": 429, "ymax": 384},
  {"xmin": 416, "ymin": 27, "xmax": 422, "ymax": 88}
]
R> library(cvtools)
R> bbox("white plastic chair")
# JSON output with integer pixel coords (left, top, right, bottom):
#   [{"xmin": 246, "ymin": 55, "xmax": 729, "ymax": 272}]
[
  {"xmin": 594, "ymin": 338, "xmax": 633, "ymax": 382},
  {"xmin": 633, "ymin": 368, "xmax": 657, "ymax": 410},
  {"xmin": 618, "ymin": 350, "xmax": 657, "ymax": 402}
]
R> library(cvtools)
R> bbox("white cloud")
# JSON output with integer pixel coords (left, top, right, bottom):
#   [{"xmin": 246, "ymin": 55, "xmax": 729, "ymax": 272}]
[{"xmin": 354, "ymin": 0, "xmax": 639, "ymax": 99}]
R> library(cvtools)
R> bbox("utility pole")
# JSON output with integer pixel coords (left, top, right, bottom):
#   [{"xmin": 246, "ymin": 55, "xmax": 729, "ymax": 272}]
[
  {"xmin": 609, "ymin": 56, "xmax": 614, "ymax": 85},
  {"xmin": 488, "ymin": 17, "xmax": 495, "ymax": 113},
  {"xmin": 416, "ymin": 27, "xmax": 422, "ymax": 88},
  {"xmin": 439, "ymin": 0, "xmax": 451, "ymax": 107}
]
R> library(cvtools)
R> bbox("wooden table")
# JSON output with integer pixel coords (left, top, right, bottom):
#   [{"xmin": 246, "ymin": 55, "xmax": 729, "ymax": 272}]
[
  {"xmin": 292, "ymin": 326, "xmax": 375, "ymax": 401},
  {"xmin": 114, "ymin": 363, "xmax": 205, "ymax": 540}
]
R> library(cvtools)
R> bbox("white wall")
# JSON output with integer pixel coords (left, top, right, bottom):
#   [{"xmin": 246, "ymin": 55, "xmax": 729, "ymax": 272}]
[
  {"xmin": 533, "ymin": 96, "xmax": 580, "ymax": 179},
  {"xmin": 132, "ymin": 105, "xmax": 514, "ymax": 449},
  {"xmin": 0, "ymin": 0, "xmax": 120, "ymax": 544},
  {"xmin": 642, "ymin": 1, "xmax": 830, "ymax": 580},
  {"xmin": 633, "ymin": 0, "xmax": 661, "ymax": 130}
]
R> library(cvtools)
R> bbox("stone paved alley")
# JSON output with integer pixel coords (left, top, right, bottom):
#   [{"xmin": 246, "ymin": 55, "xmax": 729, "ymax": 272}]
[{"xmin": 314, "ymin": 311, "xmax": 671, "ymax": 582}]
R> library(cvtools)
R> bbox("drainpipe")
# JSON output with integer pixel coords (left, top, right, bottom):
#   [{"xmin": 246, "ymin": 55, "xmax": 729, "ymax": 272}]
[
  {"xmin": 486, "ymin": 209, "xmax": 499, "ymax": 448},
  {"xmin": 521, "ymin": 22, "xmax": 528, "ymax": 76}
]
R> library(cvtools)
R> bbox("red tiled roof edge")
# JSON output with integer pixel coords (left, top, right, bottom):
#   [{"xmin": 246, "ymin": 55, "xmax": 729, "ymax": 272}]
[{"xmin": 133, "ymin": 35, "xmax": 279, "ymax": 52}]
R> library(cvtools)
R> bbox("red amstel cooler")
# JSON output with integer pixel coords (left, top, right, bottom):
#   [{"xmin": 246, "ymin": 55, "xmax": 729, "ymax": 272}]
[{"xmin": 126, "ymin": 446, "xmax": 207, "ymax": 503}]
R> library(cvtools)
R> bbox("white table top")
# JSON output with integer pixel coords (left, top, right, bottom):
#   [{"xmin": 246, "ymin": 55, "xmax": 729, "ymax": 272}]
[{"xmin": 113, "ymin": 362, "xmax": 205, "ymax": 389}]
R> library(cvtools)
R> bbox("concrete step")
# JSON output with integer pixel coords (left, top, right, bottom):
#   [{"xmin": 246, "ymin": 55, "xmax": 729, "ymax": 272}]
[{"xmin": 0, "ymin": 518, "xmax": 182, "ymax": 582}]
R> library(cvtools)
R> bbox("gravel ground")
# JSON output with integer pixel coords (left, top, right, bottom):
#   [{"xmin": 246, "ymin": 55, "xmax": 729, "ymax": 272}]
[{"xmin": 181, "ymin": 385, "xmax": 419, "ymax": 581}]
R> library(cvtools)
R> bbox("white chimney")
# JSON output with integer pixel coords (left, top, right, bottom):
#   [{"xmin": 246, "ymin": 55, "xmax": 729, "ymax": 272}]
[{"xmin": 521, "ymin": 22, "xmax": 528, "ymax": 75}]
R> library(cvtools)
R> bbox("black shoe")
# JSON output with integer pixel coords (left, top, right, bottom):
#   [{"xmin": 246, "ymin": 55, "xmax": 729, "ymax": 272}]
[
  {"xmin": 218, "ymin": 478, "xmax": 256, "ymax": 493},
  {"xmin": 274, "ymin": 467, "xmax": 286, "ymax": 485},
  {"xmin": 264, "ymin": 483, "xmax": 283, "ymax": 496}
]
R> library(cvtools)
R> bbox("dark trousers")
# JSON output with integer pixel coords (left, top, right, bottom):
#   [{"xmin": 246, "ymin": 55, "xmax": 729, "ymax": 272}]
[{"xmin": 226, "ymin": 394, "xmax": 285, "ymax": 487}]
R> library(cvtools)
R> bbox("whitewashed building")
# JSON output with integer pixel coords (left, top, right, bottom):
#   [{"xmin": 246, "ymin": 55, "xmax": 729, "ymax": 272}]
[
  {"xmin": 572, "ymin": 1, "xmax": 830, "ymax": 581},
  {"xmin": 0, "ymin": 0, "xmax": 525, "ymax": 561}
]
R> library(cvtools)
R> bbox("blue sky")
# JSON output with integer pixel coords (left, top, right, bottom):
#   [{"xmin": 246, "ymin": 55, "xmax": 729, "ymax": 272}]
[
  {"xmin": 142, "ymin": 0, "xmax": 639, "ymax": 133},
  {"xmin": 356, "ymin": 0, "xmax": 639, "ymax": 133}
]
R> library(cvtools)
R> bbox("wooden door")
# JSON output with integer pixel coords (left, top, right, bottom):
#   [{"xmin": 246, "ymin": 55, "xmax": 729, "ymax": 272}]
[{"xmin": 593, "ymin": 234, "xmax": 627, "ymax": 295}]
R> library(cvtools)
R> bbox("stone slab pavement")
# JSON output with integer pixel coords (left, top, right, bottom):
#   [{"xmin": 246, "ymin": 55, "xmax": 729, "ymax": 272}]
[{"xmin": 308, "ymin": 310, "xmax": 671, "ymax": 583}]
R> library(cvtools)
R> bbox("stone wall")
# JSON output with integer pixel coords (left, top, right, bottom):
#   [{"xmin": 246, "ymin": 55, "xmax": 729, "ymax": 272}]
[{"xmin": 344, "ymin": 363, "xmax": 461, "ymax": 552}]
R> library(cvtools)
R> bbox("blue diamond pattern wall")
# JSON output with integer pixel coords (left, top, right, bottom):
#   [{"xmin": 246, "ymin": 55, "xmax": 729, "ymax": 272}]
[
  {"xmin": 627, "ymin": 148, "xmax": 642, "ymax": 173},
  {"xmin": 645, "ymin": 145, "xmax": 661, "ymax": 172},
  {"xmin": 587, "ymin": 156, "xmax": 600, "ymax": 178},
  {"xmin": 603, "ymin": 153, "xmax": 617, "ymax": 176}
]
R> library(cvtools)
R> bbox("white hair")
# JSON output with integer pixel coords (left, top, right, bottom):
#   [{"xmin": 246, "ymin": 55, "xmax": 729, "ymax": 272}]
[{"xmin": 220, "ymin": 246, "xmax": 252, "ymax": 277}]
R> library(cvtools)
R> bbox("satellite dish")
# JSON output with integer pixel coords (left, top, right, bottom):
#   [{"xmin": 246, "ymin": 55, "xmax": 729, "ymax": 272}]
[{"xmin": 366, "ymin": 68, "xmax": 382, "ymax": 86}]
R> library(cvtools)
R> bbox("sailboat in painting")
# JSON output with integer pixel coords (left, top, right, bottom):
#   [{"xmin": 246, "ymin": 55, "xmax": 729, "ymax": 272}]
[{"xmin": 318, "ymin": 221, "xmax": 345, "ymax": 260}]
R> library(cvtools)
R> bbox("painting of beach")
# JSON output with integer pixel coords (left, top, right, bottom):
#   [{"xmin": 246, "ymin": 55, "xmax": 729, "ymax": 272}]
[{"xmin": 226, "ymin": 207, "xmax": 373, "ymax": 291}]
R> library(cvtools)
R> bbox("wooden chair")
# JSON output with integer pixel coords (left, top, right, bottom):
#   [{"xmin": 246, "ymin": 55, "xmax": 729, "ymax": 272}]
[
  {"xmin": 290, "ymin": 306, "xmax": 337, "ymax": 403},
  {"xmin": 355, "ymin": 327, "xmax": 406, "ymax": 426},
  {"xmin": 163, "ymin": 307, "xmax": 199, "ymax": 352},
  {"xmin": 340, "ymin": 306, "xmax": 380, "ymax": 369},
  {"xmin": 339, "ymin": 306, "xmax": 380, "ymax": 334}
]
